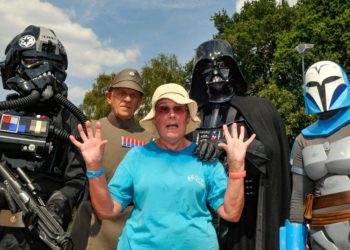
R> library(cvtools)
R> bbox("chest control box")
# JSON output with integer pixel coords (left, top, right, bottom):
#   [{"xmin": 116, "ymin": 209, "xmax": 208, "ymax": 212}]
[{"xmin": 0, "ymin": 112, "xmax": 51, "ymax": 155}]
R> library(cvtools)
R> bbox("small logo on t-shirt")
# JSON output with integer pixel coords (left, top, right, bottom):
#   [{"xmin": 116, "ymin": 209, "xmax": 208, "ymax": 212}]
[{"xmin": 187, "ymin": 175, "xmax": 205, "ymax": 187}]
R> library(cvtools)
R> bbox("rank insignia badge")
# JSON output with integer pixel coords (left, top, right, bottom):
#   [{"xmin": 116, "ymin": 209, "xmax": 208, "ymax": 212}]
[{"xmin": 121, "ymin": 136, "xmax": 146, "ymax": 148}]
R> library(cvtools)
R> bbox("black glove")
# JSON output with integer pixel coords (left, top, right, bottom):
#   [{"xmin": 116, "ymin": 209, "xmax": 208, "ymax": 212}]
[
  {"xmin": 193, "ymin": 140, "xmax": 225, "ymax": 162},
  {"xmin": 246, "ymin": 139, "xmax": 270, "ymax": 174},
  {"xmin": 23, "ymin": 211, "xmax": 39, "ymax": 232},
  {"xmin": 46, "ymin": 191, "xmax": 72, "ymax": 230},
  {"xmin": 0, "ymin": 182, "xmax": 18, "ymax": 212}
]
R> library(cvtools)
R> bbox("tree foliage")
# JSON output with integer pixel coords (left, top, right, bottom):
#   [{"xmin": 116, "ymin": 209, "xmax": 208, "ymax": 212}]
[
  {"xmin": 211, "ymin": 0, "xmax": 350, "ymax": 143},
  {"xmin": 79, "ymin": 74, "xmax": 112, "ymax": 120}
]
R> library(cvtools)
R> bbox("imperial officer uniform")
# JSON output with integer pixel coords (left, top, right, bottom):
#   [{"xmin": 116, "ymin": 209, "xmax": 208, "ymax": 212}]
[{"xmin": 71, "ymin": 68, "xmax": 152, "ymax": 250}]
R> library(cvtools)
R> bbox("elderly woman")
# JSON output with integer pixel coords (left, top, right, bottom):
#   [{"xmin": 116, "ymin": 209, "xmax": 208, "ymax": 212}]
[{"xmin": 70, "ymin": 83, "xmax": 255, "ymax": 250}]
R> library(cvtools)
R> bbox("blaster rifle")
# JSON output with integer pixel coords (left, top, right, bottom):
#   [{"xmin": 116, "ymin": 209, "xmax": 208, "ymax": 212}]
[{"xmin": 0, "ymin": 161, "xmax": 72, "ymax": 250}]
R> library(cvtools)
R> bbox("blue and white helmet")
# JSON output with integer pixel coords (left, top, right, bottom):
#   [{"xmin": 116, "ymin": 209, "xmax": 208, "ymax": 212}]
[{"xmin": 304, "ymin": 60, "xmax": 350, "ymax": 114}]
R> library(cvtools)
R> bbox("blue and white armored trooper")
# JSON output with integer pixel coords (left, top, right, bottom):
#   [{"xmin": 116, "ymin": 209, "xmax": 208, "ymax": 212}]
[{"xmin": 287, "ymin": 60, "xmax": 350, "ymax": 250}]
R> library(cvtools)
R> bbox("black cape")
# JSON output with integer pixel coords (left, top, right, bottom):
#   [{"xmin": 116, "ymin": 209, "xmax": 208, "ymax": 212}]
[{"xmin": 220, "ymin": 96, "xmax": 291, "ymax": 250}]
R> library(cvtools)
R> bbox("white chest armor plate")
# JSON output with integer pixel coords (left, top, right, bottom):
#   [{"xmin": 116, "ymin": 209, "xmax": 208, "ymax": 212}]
[{"xmin": 302, "ymin": 136, "xmax": 350, "ymax": 180}]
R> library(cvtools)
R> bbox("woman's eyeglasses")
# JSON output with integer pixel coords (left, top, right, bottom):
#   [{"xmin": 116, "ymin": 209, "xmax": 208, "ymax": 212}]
[{"xmin": 155, "ymin": 105, "xmax": 188, "ymax": 115}]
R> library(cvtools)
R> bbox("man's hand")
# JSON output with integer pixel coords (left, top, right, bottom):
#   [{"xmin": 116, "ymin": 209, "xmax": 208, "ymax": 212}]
[
  {"xmin": 46, "ymin": 191, "xmax": 71, "ymax": 229},
  {"xmin": 193, "ymin": 140, "xmax": 225, "ymax": 162}
]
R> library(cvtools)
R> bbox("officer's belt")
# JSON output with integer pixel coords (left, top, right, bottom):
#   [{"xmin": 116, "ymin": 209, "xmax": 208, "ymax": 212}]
[
  {"xmin": 304, "ymin": 191, "xmax": 350, "ymax": 226},
  {"xmin": 0, "ymin": 210, "xmax": 25, "ymax": 227}
]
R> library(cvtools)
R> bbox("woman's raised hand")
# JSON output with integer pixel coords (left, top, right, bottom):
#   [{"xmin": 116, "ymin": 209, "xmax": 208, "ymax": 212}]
[
  {"xmin": 218, "ymin": 123, "xmax": 256, "ymax": 171},
  {"xmin": 69, "ymin": 121, "xmax": 108, "ymax": 170}
]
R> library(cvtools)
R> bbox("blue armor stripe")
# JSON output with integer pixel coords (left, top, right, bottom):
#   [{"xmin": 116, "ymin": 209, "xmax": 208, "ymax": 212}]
[{"xmin": 291, "ymin": 166, "xmax": 305, "ymax": 175}]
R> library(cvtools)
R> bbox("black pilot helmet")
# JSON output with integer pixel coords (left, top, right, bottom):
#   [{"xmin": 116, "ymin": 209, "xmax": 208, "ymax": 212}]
[
  {"xmin": 0, "ymin": 25, "xmax": 68, "ymax": 98},
  {"xmin": 190, "ymin": 39, "xmax": 247, "ymax": 106}
]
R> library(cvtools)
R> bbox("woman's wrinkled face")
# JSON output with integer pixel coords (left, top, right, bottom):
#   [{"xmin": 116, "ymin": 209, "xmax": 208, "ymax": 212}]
[{"xmin": 153, "ymin": 98, "xmax": 190, "ymax": 142}]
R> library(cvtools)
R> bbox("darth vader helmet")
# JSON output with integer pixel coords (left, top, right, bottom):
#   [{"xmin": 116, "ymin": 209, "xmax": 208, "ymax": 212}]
[
  {"xmin": 304, "ymin": 61, "xmax": 350, "ymax": 114},
  {"xmin": 190, "ymin": 39, "xmax": 247, "ymax": 106},
  {"xmin": 0, "ymin": 25, "xmax": 68, "ymax": 98}
]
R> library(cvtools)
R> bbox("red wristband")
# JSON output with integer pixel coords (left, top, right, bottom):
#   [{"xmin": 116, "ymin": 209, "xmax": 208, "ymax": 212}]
[{"xmin": 228, "ymin": 170, "xmax": 246, "ymax": 179}]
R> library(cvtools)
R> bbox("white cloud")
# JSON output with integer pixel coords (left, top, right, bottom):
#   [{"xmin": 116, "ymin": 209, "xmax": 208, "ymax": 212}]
[
  {"xmin": 236, "ymin": 0, "xmax": 297, "ymax": 13},
  {"xmin": 0, "ymin": 0, "xmax": 140, "ymax": 79},
  {"xmin": 67, "ymin": 85, "xmax": 88, "ymax": 101}
]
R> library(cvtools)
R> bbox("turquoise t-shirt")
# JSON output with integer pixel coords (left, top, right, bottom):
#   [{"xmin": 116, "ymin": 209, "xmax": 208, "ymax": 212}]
[{"xmin": 108, "ymin": 141, "xmax": 227, "ymax": 250}]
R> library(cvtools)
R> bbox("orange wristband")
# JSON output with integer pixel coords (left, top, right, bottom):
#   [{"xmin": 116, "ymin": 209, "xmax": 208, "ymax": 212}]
[{"xmin": 228, "ymin": 170, "xmax": 246, "ymax": 179}]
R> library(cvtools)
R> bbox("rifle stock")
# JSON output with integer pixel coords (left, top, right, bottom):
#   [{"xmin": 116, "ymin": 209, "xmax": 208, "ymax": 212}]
[{"xmin": 0, "ymin": 161, "xmax": 72, "ymax": 250}]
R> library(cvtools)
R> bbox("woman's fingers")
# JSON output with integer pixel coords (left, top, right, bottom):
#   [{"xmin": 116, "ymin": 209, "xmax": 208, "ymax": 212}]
[
  {"xmin": 222, "ymin": 123, "xmax": 256, "ymax": 148},
  {"xmin": 222, "ymin": 124, "xmax": 230, "ymax": 141},
  {"xmin": 78, "ymin": 123, "xmax": 88, "ymax": 141},
  {"xmin": 69, "ymin": 134, "xmax": 82, "ymax": 148},
  {"xmin": 245, "ymin": 133, "xmax": 256, "ymax": 146},
  {"xmin": 100, "ymin": 139, "xmax": 108, "ymax": 151},
  {"xmin": 95, "ymin": 121, "xmax": 102, "ymax": 140},
  {"xmin": 231, "ymin": 123, "xmax": 238, "ymax": 140},
  {"xmin": 223, "ymin": 123, "xmax": 256, "ymax": 149},
  {"xmin": 86, "ymin": 120, "xmax": 94, "ymax": 139},
  {"xmin": 238, "ymin": 125, "xmax": 245, "ymax": 141}
]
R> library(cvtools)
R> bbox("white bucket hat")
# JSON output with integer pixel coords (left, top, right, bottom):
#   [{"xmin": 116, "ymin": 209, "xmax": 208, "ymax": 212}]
[{"xmin": 140, "ymin": 83, "xmax": 201, "ymax": 137}]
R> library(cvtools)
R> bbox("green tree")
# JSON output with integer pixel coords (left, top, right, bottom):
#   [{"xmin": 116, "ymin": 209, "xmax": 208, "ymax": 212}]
[
  {"xmin": 212, "ymin": 0, "xmax": 295, "ymax": 94},
  {"xmin": 273, "ymin": 0, "xmax": 350, "ymax": 141},
  {"xmin": 80, "ymin": 54, "xmax": 187, "ymax": 121},
  {"xmin": 258, "ymin": 81, "xmax": 315, "ymax": 143},
  {"xmin": 274, "ymin": 0, "xmax": 350, "ymax": 84},
  {"xmin": 79, "ymin": 74, "xmax": 112, "ymax": 120},
  {"xmin": 211, "ymin": 0, "xmax": 350, "ymax": 143}
]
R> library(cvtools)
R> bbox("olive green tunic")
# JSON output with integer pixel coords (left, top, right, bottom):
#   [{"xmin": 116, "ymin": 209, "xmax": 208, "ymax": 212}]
[{"xmin": 71, "ymin": 113, "xmax": 152, "ymax": 250}]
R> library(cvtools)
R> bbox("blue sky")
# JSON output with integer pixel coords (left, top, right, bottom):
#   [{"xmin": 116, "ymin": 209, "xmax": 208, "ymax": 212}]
[
  {"xmin": 0, "ymin": 0, "xmax": 295, "ymax": 105},
  {"xmin": 60, "ymin": 0, "xmax": 237, "ymax": 72}
]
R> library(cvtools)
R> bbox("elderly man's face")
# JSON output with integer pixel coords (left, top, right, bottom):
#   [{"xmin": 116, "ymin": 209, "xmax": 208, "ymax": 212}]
[
  {"xmin": 153, "ymin": 98, "xmax": 190, "ymax": 143},
  {"xmin": 105, "ymin": 87, "xmax": 142, "ymax": 119}
]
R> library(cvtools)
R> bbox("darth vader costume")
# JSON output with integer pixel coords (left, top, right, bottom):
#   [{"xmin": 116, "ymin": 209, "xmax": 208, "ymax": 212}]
[
  {"xmin": 0, "ymin": 25, "xmax": 87, "ymax": 249},
  {"xmin": 190, "ymin": 39, "xmax": 291, "ymax": 250}
]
